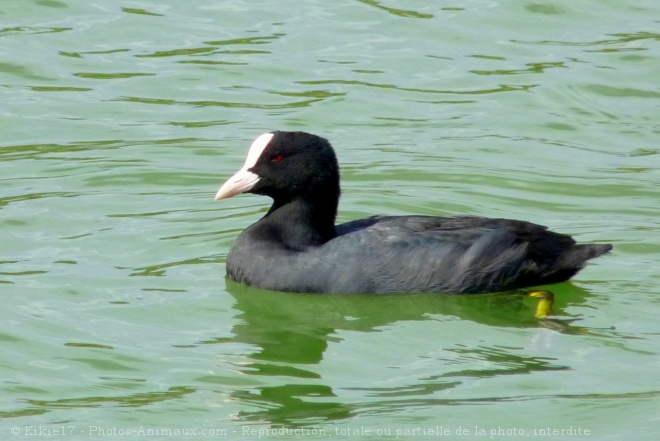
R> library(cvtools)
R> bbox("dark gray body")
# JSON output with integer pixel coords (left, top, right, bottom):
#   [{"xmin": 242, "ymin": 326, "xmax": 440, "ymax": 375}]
[{"xmin": 226, "ymin": 215, "xmax": 611, "ymax": 294}]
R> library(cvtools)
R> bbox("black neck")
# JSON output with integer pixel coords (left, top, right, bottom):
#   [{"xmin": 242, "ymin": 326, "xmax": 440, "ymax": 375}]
[{"xmin": 262, "ymin": 193, "xmax": 338, "ymax": 250}]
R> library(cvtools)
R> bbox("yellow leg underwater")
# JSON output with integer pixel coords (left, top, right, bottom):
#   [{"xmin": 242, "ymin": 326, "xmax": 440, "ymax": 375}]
[{"xmin": 528, "ymin": 290, "xmax": 554, "ymax": 319}]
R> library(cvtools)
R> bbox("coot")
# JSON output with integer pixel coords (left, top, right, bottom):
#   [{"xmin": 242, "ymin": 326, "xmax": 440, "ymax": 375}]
[{"xmin": 216, "ymin": 131, "xmax": 611, "ymax": 294}]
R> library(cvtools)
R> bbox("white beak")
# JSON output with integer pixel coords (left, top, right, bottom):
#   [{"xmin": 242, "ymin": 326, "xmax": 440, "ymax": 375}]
[
  {"xmin": 214, "ymin": 132, "xmax": 274, "ymax": 201},
  {"xmin": 214, "ymin": 168, "xmax": 260, "ymax": 200}
]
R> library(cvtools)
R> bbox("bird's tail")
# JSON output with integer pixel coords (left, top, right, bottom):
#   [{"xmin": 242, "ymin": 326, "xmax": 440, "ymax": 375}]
[{"xmin": 560, "ymin": 243, "xmax": 612, "ymax": 269}]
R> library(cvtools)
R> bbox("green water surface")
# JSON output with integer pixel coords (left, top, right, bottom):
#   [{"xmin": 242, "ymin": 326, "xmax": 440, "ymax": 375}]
[{"xmin": 1, "ymin": 1, "xmax": 659, "ymax": 440}]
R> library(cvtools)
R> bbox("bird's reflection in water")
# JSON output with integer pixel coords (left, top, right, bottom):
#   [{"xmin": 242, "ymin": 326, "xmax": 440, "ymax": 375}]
[{"xmin": 210, "ymin": 281, "xmax": 603, "ymax": 426}]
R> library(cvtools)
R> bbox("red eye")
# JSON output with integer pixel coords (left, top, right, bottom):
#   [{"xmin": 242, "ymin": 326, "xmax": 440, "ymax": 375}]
[{"xmin": 271, "ymin": 154, "xmax": 283, "ymax": 163}]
